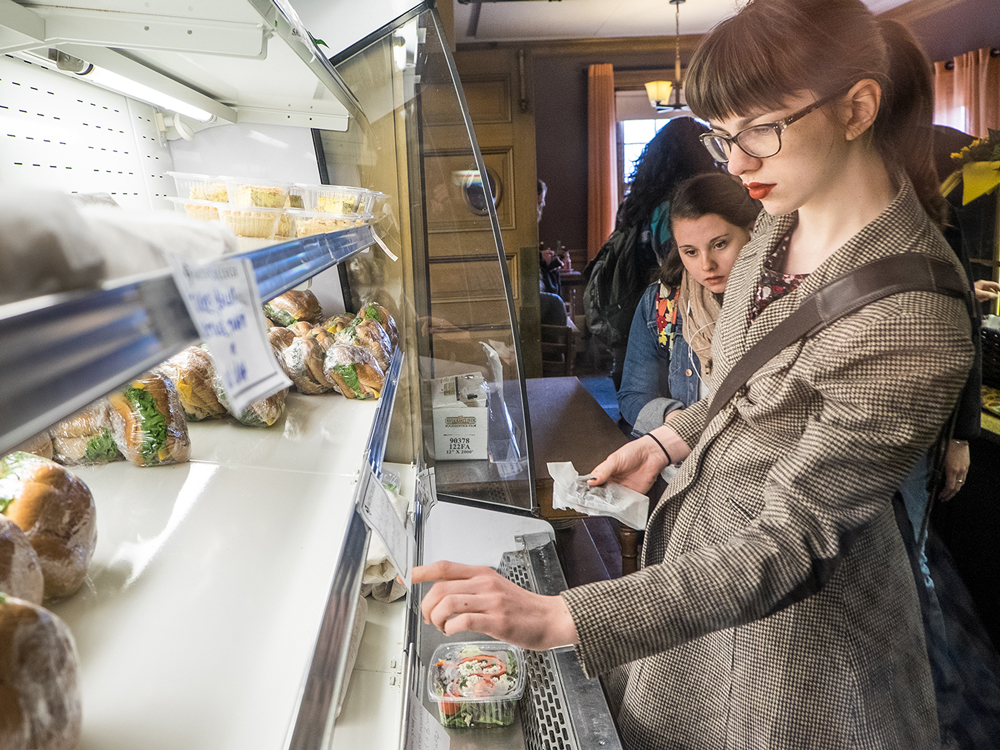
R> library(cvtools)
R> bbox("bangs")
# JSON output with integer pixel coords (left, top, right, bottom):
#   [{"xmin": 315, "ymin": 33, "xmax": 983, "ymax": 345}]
[{"xmin": 686, "ymin": 5, "xmax": 816, "ymax": 123}]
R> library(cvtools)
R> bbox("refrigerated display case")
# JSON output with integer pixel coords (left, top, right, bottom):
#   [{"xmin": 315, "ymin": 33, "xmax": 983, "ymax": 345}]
[{"xmin": 0, "ymin": 2, "xmax": 620, "ymax": 748}]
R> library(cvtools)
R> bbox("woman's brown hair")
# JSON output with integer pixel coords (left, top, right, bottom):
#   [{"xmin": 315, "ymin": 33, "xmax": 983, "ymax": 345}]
[
  {"xmin": 660, "ymin": 173, "xmax": 761, "ymax": 287},
  {"xmin": 684, "ymin": 0, "xmax": 946, "ymax": 225}
]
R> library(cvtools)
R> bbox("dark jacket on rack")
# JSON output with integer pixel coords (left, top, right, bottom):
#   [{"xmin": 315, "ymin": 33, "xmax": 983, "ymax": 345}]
[{"xmin": 561, "ymin": 179, "xmax": 973, "ymax": 750}]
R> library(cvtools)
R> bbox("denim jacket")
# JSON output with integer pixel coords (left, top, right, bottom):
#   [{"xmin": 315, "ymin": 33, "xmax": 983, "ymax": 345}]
[{"xmin": 617, "ymin": 283, "xmax": 702, "ymax": 437}]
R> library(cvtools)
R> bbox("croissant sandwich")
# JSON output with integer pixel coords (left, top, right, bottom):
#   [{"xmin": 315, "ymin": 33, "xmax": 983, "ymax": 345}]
[
  {"xmin": 282, "ymin": 336, "xmax": 334, "ymax": 395},
  {"xmin": 334, "ymin": 318, "xmax": 392, "ymax": 371},
  {"xmin": 323, "ymin": 344, "xmax": 385, "ymax": 400},
  {"xmin": 158, "ymin": 346, "xmax": 226, "ymax": 422},
  {"xmin": 263, "ymin": 289, "xmax": 323, "ymax": 327},
  {"xmin": 50, "ymin": 400, "xmax": 121, "ymax": 465},
  {"xmin": 108, "ymin": 373, "xmax": 191, "ymax": 466},
  {"xmin": 0, "ymin": 452, "xmax": 97, "ymax": 600},
  {"xmin": 356, "ymin": 302, "xmax": 398, "ymax": 348},
  {"xmin": 0, "ymin": 516, "xmax": 44, "ymax": 605}
]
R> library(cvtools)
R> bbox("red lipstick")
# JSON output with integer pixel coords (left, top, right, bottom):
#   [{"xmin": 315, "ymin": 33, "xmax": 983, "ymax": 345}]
[{"xmin": 745, "ymin": 182, "xmax": 775, "ymax": 200}]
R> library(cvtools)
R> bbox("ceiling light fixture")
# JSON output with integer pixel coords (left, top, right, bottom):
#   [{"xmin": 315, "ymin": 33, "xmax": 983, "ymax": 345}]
[{"xmin": 646, "ymin": 0, "xmax": 688, "ymax": 113}]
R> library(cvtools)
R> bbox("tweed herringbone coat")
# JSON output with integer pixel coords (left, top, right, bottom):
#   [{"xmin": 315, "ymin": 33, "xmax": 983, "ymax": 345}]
[{"xmin": 562, "ymin": 179, "xmax": 974, "ymax": 750}]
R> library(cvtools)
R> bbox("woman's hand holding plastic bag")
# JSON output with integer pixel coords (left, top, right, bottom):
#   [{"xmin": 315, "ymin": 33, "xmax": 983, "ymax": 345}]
[{"xmin": 588, "ymin": 425, "xmax": 691, "ymax": 494}]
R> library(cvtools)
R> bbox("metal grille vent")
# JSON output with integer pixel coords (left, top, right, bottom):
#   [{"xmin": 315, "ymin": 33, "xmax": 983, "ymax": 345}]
[{"xmin": 499, "ymin": 551, "xmax": 578, "ymax": 750}]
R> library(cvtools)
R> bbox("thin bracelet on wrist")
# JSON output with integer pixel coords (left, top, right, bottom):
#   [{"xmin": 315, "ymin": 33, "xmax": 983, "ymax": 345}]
[{"xmin": 646, "ymin": 433, "xmax": 672, "ymax": 465}]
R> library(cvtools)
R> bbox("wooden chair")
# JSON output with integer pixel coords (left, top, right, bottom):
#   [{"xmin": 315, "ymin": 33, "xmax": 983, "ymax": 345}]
[{"xmin": 540, "ymin": 323, "xmax": 577, "ymax": 377}]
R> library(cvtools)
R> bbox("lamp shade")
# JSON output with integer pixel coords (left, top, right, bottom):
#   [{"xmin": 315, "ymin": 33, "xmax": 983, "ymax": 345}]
[{"xmin": 644, "ymin": 80, "xmax": 673, "ymax": 107}]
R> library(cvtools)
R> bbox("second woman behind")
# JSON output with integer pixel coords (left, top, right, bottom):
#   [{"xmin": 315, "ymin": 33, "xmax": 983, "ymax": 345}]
[{"xmin": 618, "ymin": 173, "xmax": 760, "ymax": 438}]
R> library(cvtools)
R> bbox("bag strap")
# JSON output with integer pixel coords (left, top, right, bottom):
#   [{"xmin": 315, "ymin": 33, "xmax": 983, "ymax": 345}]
[{"xmin": 704, "ymin": 253, "xmax": 974, "ymax": 427}]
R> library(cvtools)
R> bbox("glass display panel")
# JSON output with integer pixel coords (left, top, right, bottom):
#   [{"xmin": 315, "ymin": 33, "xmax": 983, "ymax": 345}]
[{"xmin": 324, "ymin": 8, "xmax": 535, "ymax": 511}]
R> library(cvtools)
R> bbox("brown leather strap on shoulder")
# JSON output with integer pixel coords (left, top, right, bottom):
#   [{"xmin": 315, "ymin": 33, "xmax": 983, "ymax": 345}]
[{"xmin": 703, "ymin": 253, "xmax": 972, "ymax": 427}]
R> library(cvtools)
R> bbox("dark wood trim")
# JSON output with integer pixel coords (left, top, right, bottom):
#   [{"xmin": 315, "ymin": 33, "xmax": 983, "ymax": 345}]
[
  {"xmin": 458, "ymin": 34, "xmax": 701, "ymax": 56},
  {"xmin": 880, "ymin": 0, "xmax": 962, "ymax": 23}
]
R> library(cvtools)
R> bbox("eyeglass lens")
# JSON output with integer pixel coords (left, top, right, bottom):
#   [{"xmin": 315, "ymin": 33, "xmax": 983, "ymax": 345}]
[{"xmin": 704, "ymin": 125, "xmax": 782, "ymax": 162}]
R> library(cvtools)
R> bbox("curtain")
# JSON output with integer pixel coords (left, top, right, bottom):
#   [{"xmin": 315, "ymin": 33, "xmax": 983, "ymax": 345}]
[
  {"xmin": 934, "ymin": 48, "xmax": 1000, "ymax": 138},
  {"xmin": 588, "ymin": 63, "xmax": 618, "ymax": 262}
]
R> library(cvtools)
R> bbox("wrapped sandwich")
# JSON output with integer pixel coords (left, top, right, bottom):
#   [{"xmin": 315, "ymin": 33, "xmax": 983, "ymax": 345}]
[
  {"xmin": 263, "ymin": 289, "xmax": 323, "ymax": 327},
  {"xmin": 0, "ymin": 452, "xmax": 97, "ymax": 599},
  {"xmin": 11, "ymin": 431, "xmax": 53, "ymax": 460},
  {"xmin": 334, "ymin": 318, "xmax": 392, "ymax": 371},
  {"xmin": 356, "ymin": 302, "xmax": 398, "ymax": 348},
  {"xmin": 0, "ymin": 516, "xmax": 44, "ymax": 605},
  {"xmin": 158, "ymin": 346, "xmax": 226, "ymax": 421},
  {"xmin": 0, "ymin": 593, "xmax": 82, "ymax": 750},
  {"xmin": 108, "ymin": 373, "xmax": 191, "ymax": 466},
  {"xmin": 323, "ymin": 344, "xmax": 385, "ymax": 400},
  {"xmin": 308, "ymin": 327, "xmax": 336, "ymax": 352},
  {"xmin": 50, "ymin": 400, "xmax": 122, "ymax": 465},
  {"xmin": 282, "ymin": 336, "xmax": 334, "ymax": 395},
  {"xmin": 287, "ymin": 321, "xmax": 315, "ymax": 338},
  {"xmin": 319, "ymin": 312, "xmax": 356, "ymax": 334},
  {"xmin": 268, "ymin": 326, "xmax": 297, "ymax": 352},
  {"xmin": 213, "ymin": 374, "xmax": 289, "ymax": 428}
]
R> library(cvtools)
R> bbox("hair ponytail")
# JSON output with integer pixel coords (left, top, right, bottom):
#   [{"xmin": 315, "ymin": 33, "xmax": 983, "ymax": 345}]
[{"xmin": 875, "ymin": 19, "xmax": 947, "ymax": 225}]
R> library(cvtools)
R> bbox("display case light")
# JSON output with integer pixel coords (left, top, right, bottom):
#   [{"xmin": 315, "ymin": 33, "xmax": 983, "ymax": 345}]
[{"xmin": 76, "ymin": 64, "xmax": 215, "ymax": 123}]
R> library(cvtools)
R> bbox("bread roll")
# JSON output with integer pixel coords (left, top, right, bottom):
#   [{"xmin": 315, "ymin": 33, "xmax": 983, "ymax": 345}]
[
  {"xmin": 268, "ymin": 327, "xmax": 297, "ymax": 351},
  {"xmin": 50, "ymin": 400, "xmax": 121, "ymax": 465},
  {"xmin": 108, "ymin": 372, "xmax": 191, "ymax": 466},
  {"xmin": 0, "ymin": 452, "xmax": 97, "ymax": 600},
  {"xmin": 334, "ymin": 318, "xmax": 392, "ymax": 371},
  {"xmin": 0, "ymin": 594, "xmax": 81, "ymax": 750},
  {"xmin": 323, "ymin": 345, "xmax": 385, "ymax": 400},
  {"xmin": 158, "ymin": 346, "xmax": 226, "ymax": 422},
  {"xmin": 308, "ymin": 328, "xmax": 336, "ymax": 351},
  {"xmin": 0, "ymin": 517, "xmax": 44, "ymax": 605},
  {"xmin": 263, "ymin": 289, "xmax": 322, "ymax": 326},
  {"xmin": 11, "ymin": 432, "xmax": 53, "ymax": 460},
  {"xmin": 288, "ymin": 321, "xmax": 315, "ymax": 337}
]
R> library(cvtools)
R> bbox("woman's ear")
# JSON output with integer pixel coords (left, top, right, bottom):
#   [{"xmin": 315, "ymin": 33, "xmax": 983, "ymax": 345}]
[{"xmin": 841, "ymin": 79, "xmax": 882, "ymax": 142}]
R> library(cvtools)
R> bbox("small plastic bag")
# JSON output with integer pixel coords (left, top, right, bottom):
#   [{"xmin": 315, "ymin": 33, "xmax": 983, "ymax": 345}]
[{"xmin": 547, "ymin": 461, "xmax": 649, "ymax": 530}]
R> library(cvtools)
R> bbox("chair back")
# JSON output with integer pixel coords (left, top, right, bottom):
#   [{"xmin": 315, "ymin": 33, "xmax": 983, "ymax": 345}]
[{"xmin": 540, "ymin": 324, "xmax": 577, "ymax": 377}]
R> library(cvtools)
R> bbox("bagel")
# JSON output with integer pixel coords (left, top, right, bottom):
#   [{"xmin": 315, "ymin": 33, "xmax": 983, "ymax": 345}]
[
  {"xmin": 108, "ymin": 372, "xmax": 191, "ymax": 466},
  {"xmin": 0, "ymin": 452, "xmax": 97, "ymax": 600},
  {"xmin": 0, "ymin": 593, "xmax": 81, "ymax": 750}
]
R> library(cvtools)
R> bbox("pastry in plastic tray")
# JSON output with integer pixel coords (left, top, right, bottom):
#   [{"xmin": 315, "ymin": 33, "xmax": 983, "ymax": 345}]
[
  {"xmin": 334, "ymin": 317, "xmax": 392, "ymax": 371},
  {"xmin": 292, "ymin": 183, "xmax": 369, "ymax": 213},
  {"xmin": 427, "ymin": 641, "xmax": 526, "ymax": 728},
  {"xmin": 0, "ymin": 516, "xmax": 44, "ymax": 605},
  {"xmin": 0, "ymin": 451, "xmax": 98, "ymax": 600},
  {"xmin": 226, "ymin": 179, "xmax": 290, "ymax": 208},
  {"xmin": 291, "ymin": 211, "xmax": 372, "ymax": 238},
  {"xmin": 50, "ymin": 400, "xmax": 122, "ymax": 465},
  {"xmin": 166, "ymin": 171, "xmax": 228, "ymax": 203},
  {"xmin": 264, "ymin": 289, "xmax": 323, "ymax": 327},
  {"xmin": 323, "ymin": 345, "xmax": 384, "ymax": 400},
  {"xmin": 0, "ymin": 593, "xmax": 82, "ymax": 749},
  {"xmin": 158, "ymin": 346, "xmax": 227, "ymax": 422},
  {"xmin": 217, "ymin": 205, "xmax": 282, "ymax": 239},
  {"xmin": 108, "ymin": 373, "xmax": 191, "ymax": 467}
]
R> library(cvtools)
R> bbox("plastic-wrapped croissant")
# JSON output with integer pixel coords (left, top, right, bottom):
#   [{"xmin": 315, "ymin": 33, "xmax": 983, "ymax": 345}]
[
  {"xmin": 334, "ymin": 318, "xmax": 392, "ymax": 371},
  {"xmin": 323, "ymin": 344, "xmax": 385, "ymax": 400},
  {"xmin": 355, "ymin": 302, "xmax": 398, "ymax": 348},
  {"xmin": 263, "ymin": 289, "xmax": 323, "ymax": 327}
]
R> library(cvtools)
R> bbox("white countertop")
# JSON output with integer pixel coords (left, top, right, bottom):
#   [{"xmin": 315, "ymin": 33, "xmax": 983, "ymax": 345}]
[{"xmin": 51, "ymin": 391, "xmax": 382, "ymax": 750}]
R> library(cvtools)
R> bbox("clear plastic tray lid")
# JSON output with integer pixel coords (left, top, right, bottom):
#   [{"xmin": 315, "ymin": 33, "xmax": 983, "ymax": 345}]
[{"xmin": 426, "ymin": 640, "xmax": 527, "ymax": 704}]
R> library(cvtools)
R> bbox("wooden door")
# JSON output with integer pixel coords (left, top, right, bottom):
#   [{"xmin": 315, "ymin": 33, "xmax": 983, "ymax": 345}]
[{"xmin": 420, "ymin": 46, "xmax": 542, "ymax": 377}]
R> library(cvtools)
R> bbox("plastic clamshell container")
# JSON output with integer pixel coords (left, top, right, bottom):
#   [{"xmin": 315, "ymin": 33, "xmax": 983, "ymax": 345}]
[
  {"xmin": 426, "ymin": 641, "xmax": 526, "ymax": 728},
  {"xmin": 224, "ymin": 177, "xmax": 292, "ymax": 209},
  {"xmin": 292, "ymin": 183, "xmax": 372, "ymax": 214},
  {"xmin": 165, "ymin": 171, "xmax": 230, "ymax": 202},
  {"xmin": 166, "ymin": 197, "xmax": 283, "ymax": 239},
  {"xmin": 288, "ymin": 210, "xmax": 374, "ymax": 238}
]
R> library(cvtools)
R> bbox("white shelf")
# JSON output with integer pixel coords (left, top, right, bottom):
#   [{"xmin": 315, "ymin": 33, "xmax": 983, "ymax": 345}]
[{"xmin": 47, "ymin": 390, "xmax": 387, "ymax": 750}]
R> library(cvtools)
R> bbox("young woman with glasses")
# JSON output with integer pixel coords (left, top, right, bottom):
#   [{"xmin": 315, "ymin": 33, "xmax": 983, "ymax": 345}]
[{"xmin": 413, "ymin": 1, "xmax": 973, "ymax": 746}]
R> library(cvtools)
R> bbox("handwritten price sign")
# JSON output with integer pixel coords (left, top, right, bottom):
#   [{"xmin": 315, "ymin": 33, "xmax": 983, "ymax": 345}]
[{"xmin": 168, "ymin": 255, "xmax": 291, "ymax": 416}]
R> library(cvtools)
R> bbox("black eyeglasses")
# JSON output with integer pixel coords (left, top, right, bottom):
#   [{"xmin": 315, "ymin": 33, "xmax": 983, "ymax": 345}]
[{"xmin": 699, "ymin": 89, "xmax": 848, "ymax": 163}]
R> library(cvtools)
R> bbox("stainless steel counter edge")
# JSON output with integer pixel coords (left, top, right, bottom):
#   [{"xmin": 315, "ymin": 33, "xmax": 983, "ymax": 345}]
[
  {"xmin": 0, "ymin": 223, "xmax": 375, "ymax": 454},
  {"xmin": 283, "ymin": 346, "xmax": 403, "ymax": 750}
]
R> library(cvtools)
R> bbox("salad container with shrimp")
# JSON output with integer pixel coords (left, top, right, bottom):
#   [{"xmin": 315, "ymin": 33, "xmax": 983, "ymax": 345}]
[{"xmin": 427, "ymin": 641, "xmax": 526, "ymax": 728}]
